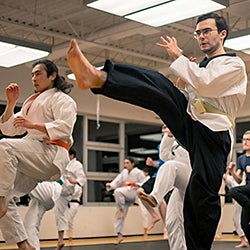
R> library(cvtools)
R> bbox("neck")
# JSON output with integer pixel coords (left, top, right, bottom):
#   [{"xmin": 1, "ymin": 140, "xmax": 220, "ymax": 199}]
[
  {"xmin": 206, "ymin": 47, "xmax": 226, "ymax": 58},
  {"xmin": 246, "ymin": 151, "xmax": 250, "ymax": 156}
]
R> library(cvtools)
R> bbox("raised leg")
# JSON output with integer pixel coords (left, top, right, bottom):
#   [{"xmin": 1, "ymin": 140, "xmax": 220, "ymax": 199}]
[{"xmin": 67, "ymin": 39, "xmax": 107, "ymax": 89}]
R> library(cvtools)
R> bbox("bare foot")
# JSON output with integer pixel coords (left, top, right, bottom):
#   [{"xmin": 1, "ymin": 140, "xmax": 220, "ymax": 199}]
[
  {"xmin": 214, "ymin": 234, "xmax": 221, "ymax": 241},
  {"xmin": 117, "ymin": 209, "xmax": 125, "ymax": 220},
  {"xmin": 114, "ymin": 233, "xmax": 124, "ymax": 245},
  {"xmin": 163, "ymin": 227, "xmax": 168, "ymax": 240},
  {"xmin": 67, "ymin": 39, "xmax": 106, "ymax": 90},
  {"xmin": 235, "ymin": 242, "xmax": 248, "ymax": 248},
  {"xmin": 0, "ymin": 196, "xmax": 7, "ymax": 219},
  {"xmin": 139, "ymin": 198, "xmax": 160, "ymax": 231},
  {"xmin": 147, "ymin": 215, "xmax": 161, "ymax": 231},
  {"xmin": 142, "ymin": 228, "xmax": 148, "ymax": 241},
  {"xmin": 17, "ymin": 240, "xmax": 36, "ymax": 250},
  {"xmin": 68, "ymin": 237, "xmax": 73, "ymax": 246},
  {"xmin": 56, "ymin": 241, "xmax": 65, "ymax": 250},
  {"xmin": 139, "ymin": 192, "xmax": 157, "ymax": 207}
]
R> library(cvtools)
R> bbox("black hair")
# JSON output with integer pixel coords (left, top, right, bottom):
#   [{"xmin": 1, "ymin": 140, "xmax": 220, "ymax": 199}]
[
  {"xmin": 125, "ymin": 156, "xmax": 138, "ymax": 166},
  {"xmin": 32, "ymin": 59, "xmax": 73, "ymax": 94},
  {"xmin": 69, "ymin": 147, "xmax": 76, "ymax": 157},
  {"xmin": 196, "ymin": 12, "xmax": 229, "ymax": 43}
]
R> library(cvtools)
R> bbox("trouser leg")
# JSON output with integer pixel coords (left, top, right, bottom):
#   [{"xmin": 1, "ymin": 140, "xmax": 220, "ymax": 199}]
[
  {"xmin": 0, "ymin": 199, "xmax": 27, "ymax": 244},
  {"xmin": 24, "ymin": 199, "xmax": 47, "ymax": 250},
  {"xmin": 184, "ymin": 127, "xmax": 230, "ymax": 250},
  {"xmin": 150, "ymin": 161, "xmax": 178, "ymax": 204},
  {"xmin": 166, "ymin": 189, "xmax": 187, "ymax": 250},
  {"xmin": 0, "ymin": 138, "xmax": 60, "ymax": 197},
  {"xmin": 229, "ymin": 184, "xmax": 250, "ymax": 241},
  {"xmin": 241, "ymin": 207, "xmax": 250, "ymax": 242},
  {"xmin": 233, "ymin": 202, "xmax": 244, "ymax": 237},
  {"xmin": 92, "ymin": 60, "xmax": 189, "ymax": 146},
  {"xmin": 55, "ymin": 196, "xmax": 69, "ymax": 231},
  {"xmin": 65, "ymin": 203, "xmax": 79, "ymax": 237},
  {"xmin": 113, "ymin": 187, "xmax": 137, "ymax": 234},
  {"xmin": 229, "ymin": 184, "xmax": 250, "ymax": 208},
  {"xmin": 114, "ymin": 205, "xmax": 129, "ymax": 234}
]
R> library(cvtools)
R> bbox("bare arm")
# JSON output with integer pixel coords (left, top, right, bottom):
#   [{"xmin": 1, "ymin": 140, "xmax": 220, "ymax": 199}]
[{"xmin": 227, "ymin": 162, "xmax": 243, "ymax": 184}]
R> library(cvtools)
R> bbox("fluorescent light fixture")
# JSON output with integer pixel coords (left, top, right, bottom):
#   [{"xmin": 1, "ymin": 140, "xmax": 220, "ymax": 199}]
[
  {"xmin": 140, "ymin": 133, "xmax": 162, "ymax": 142},
  {"xmin": 67, "ymin": 66, "xmax": 103, "ymax": 80},
  {"xmin": 0, "ymin": 36, "xmax": 51, "ymax": 68},
  {"xmin": 87, "ymin": 0, "xmax": 228, "ymax": 27},
  {"xmin": 87, "ymin": 0, "xmax": 167, "ymax": 16},
  {"xmin": 224, "ymin": 28, "xmax": 250, "ymax": 52},
  {"xmin": 126, "ymin": 0, "xmax": 228, "ymax": 27},
  {"xmin": 67, "ymin": 72, "xmax": 76, "ymax": 81},
  {"xmin": 130, "ymin": 147, "xmax": 158, "ymax": 155}
]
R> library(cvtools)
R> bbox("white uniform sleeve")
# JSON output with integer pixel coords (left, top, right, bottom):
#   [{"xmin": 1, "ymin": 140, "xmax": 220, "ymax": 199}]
[{"xmin": 169, "ymin": 55, "xmax": 247, "ymax": 98}]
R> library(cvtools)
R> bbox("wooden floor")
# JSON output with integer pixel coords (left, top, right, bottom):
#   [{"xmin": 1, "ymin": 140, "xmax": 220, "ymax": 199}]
[{"xmin": 0, "ymin": 233, "xmax": 245, "ymax": 250}]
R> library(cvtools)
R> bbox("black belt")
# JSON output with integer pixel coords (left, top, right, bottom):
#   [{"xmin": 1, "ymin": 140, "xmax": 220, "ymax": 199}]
[{"xmin": 69, "ymin": 199, "xmax": 81, "ymax": 204}]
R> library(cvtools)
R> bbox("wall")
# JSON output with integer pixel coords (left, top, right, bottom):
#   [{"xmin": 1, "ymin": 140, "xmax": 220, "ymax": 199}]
[
  {"xmin": 0, "ymin": 202, "xmax": 235, "ymax": 241},
  {"xmin": 0, "ymin": 63, "xmax": 249, "ymax": 241}
]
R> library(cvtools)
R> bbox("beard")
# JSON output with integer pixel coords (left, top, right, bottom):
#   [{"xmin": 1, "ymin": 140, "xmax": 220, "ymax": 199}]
[{"xmin": 201, "ymin": 41, "xmax": 220, "ymax": 55}]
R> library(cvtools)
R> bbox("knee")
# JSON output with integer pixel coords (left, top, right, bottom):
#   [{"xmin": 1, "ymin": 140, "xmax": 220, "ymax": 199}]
[
  {"xmin": 114, "ymin": 188, "xmax": 122, "ymax": 197},
  {"xmin": 0, "ymin": 140, "xmax": 11, "ymax": 158}
]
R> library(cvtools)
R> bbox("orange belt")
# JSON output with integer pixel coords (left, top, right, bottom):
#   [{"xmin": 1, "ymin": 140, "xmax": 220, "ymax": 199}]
[
  {"xmin": 43, "ymin": 138, "xmax": 70, "ymax": 151},
  {"xmin": 123, "ymin": 182, "xmax": 136, "ymax": 188}
]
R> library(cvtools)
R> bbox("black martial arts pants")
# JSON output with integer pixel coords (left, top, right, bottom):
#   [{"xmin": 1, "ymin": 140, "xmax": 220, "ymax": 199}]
[
  {"xmin": 229, "ymin": 184, "xmax": 250, "ymax": 242},
  {"xmin": 92, "ymin": 60, "xmax": 231, "ymax": 250}
]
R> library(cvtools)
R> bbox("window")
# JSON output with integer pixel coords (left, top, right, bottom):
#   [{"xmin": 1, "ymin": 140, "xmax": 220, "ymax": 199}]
[
  {"xmin": 88, "ymin": 119, "xmax": 119, "ymax": 144},
  {"xmin": 84, "ymin": 117, "xmax": 161, "ymax": 204},
  {"xmin": 88, "ymin": 150, "xmax": 120, "ymax": 173},
  {"xmin": 235, "ymin": 120, "xmax": 250, "ymax": 143}
]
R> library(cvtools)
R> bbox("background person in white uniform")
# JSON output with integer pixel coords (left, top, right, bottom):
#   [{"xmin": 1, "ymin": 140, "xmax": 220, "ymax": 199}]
[
  {"xmin": 106, "ymin": 156, "xmax": 147, "ymax": 245},
  {"xmin": 55, "ymin": 147, "xmax": 86, "ymax": 250},
  {"xmin": 139, "ymin": 127, "xmax": 191, "ymax": 250},
  {"xmin": 0, "ymin": 59, "xmax": 77, "ymax": 250}
]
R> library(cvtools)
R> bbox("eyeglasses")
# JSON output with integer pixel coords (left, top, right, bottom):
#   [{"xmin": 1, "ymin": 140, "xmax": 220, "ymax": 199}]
[
  {"xmin": 193, "ymin": 28, "xmax": 218, "ymax": 39},
  {"xmin": 242, "ymin": 138, "xmax": 250, "ymax": 142}
]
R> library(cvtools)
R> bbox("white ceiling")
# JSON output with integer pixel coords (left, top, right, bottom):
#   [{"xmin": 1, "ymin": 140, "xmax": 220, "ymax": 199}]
[{"xmin": 0, "ymin": 0, "xmax": 249, "ymax": 77}]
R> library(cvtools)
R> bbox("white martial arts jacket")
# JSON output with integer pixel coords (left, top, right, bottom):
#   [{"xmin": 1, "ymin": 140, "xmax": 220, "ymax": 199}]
[
  {"xmin": 0, "ymin": 88, "xmax": 77, "ymax": 179},
  {"xmin": 170, "ymin": 54, "xmax": 247, "ymax": 132},
  {"xmin": 60, "ymin": 158, "xmax": 86, "ymax": 200},
  {"xmin": 109, "ymin": 167, "xmax": 147, "ymax": 190}
]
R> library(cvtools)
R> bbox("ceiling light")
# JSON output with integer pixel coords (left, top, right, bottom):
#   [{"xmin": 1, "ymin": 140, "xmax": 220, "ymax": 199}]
[
  {"xmin": 0, "ymin": 36, "xmax": 51, "ymax": 68},
  {"xmin": 87, "ymin": 0, "xmax": 167, "ymax": 16},
  {"xmin": 224, "ymin": 28, "xmax": 250, "ymax": 52},
  {"xmin": 87, "ymin": 0, "xmax": 229, "ymax": 27},
  {"xmin": 130, "ymin": 147, "xmax": 158, "ymax": 155},
  {"xmin": 140, "ymin": 133, "xmax": 162, "ymax": 142},
  {"xmin": 126, "ymin": 0, "xmax": 228, "ymax": 27},
  {"xmin": 67, "ymin": 72, "xmax": 76, "ymax": 81}
]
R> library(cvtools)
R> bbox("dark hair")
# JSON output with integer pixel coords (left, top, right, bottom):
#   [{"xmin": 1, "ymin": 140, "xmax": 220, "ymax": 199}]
[
  {"xmin": 32, "ymin": 59, "xmax": 73, "ymax": 94},
  {"xmin": 196, "ymin": 12, "xmax": 229, "ymax": 43},
  {"xmin": 69, "ymin": 147, "xmax": 76, "ymax": 157},
  {"xmin": 125, "ymin": 156, "xmax": 138, "ymax": 166}
]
